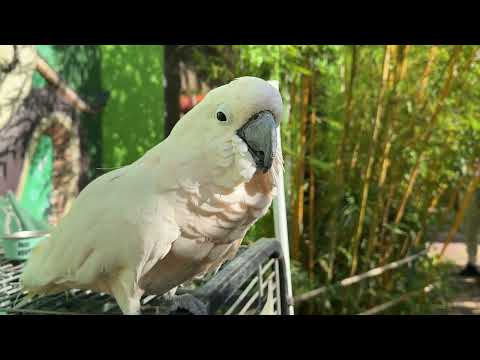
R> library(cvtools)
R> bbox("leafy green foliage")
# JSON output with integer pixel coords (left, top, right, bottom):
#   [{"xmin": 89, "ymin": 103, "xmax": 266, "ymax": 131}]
[{"xmin": 185, "ymin": 45, "xmax": 480, "ymax": 314}]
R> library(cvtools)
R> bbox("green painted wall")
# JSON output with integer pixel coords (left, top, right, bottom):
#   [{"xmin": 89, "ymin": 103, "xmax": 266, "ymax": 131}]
[
  {"xmin": 99, "ymin": 45, "xmax": 165, "ymax": 168},
  {"xmin": 33, "ymin": 45, "xmax": 59, "ymax": 88},
  {"xmin": 32, "ymin": 45, "xmax": 165, "ymax": 171},
  {"xmin": 16, "ymin": 45, "xmax": 164, "ymax": 222}
]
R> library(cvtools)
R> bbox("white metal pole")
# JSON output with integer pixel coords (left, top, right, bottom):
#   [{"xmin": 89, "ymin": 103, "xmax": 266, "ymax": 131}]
[{"xmin": 268, "ymin": 80, "xmax": 294, "ymax": 315}]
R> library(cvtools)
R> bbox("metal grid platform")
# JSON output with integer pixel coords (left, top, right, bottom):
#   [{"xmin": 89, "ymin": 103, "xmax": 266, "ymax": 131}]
[{"xmin": 0, "ymin": 238, "xmax": 288, "ymax": 315}]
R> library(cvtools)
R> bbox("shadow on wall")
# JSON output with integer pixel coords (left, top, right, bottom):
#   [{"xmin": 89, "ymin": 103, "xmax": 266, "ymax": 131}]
[{"xmin": 99, "ymin": 45, "xmax": 165, "ymax": 168}]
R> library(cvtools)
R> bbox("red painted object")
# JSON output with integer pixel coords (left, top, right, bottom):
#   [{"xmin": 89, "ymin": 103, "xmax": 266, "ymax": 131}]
[
  {"xmin": 180, "ymin": 95, "xmax": 193, "ymax": 112},
  {"xmin": 194, "ymin": 94, "xmax": 205, "ymax": 104},
  {"xmin": 179, "ymin": 94, "xmax": 206, "ymax": 113}
]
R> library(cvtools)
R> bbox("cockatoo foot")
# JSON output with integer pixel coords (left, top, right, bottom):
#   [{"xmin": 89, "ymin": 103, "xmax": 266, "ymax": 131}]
[{"xmin": 161, "ymin": 286, "xmax": 178, "ymax": 302}]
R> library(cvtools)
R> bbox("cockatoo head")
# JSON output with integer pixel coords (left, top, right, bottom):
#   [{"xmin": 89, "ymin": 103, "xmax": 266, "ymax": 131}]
[{"xmin": 169, "ymin": 77, "xmax": 283, "ymax": 188}]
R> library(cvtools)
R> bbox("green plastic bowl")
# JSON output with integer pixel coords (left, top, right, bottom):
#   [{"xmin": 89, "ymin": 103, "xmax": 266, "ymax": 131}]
[{"xmin": 2, "ymin": 230, "xmax": 50, "ymax": 261}]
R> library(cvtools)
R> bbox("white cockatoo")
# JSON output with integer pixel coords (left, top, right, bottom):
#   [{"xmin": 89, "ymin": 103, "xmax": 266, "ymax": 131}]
[{"xmin": 21, "ymin": 76, "xmax": 283, "ymax": 314}]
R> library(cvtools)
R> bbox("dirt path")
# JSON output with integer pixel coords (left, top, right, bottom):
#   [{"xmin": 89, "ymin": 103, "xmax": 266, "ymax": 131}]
[
  {"xmin": 430, "ymin": 233, "xmax": 480, "ymax": 315},
  {"xmin": 446, "ymin": 277, "xmax": 480, "ymax": 315}
]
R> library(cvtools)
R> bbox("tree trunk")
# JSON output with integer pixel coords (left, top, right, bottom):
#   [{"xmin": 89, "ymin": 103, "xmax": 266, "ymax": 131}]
[{"xmin": 164, "ymin": 45, "xmax": 181, "ymax": 138}]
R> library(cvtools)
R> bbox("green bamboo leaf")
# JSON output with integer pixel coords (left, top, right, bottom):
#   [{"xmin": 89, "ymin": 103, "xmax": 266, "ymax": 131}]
[
  {"xmin": 383, "ymin": 223, "xmax": 407, "ymax": 236},
  {"xmin": 308, "ymin": 158, "xmax": 334, "ymax": 172},
  {"xmin": 290, "ymin": 64, "xmax": 313, "ymax": 75}
]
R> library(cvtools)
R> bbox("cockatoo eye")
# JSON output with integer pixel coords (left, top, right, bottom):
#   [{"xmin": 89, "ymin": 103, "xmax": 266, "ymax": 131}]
[
  {"xmin": 215, "ymin": 104, "xmax": 232, "ymax": 125},
  {"xmin": 216, "ymin": 111, "xmax": 227, "ymax": 122}
]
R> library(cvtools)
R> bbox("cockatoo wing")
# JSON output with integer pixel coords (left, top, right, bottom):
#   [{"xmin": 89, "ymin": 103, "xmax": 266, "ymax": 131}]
[{"xmin": 21, "ymin": 163, "xmax": 180, "ymax": 312}]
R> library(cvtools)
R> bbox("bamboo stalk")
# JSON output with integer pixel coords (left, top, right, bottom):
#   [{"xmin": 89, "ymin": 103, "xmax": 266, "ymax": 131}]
[
  {"xmin": 434, "ymin": 186, "xmax": 461, "ymax": 240},
  {"xmin": 341, "ymin": 45, "xmax": 359, "ymax": 164},
  {"xmin": 295, "ymin": 248, "xmax": 428, "ymax": 304},
  {"xmin": 349, "ymin": 136, "xmax": 362, "ymax": 175},
  {"xmin": 451, "ymin": 47, "xmax": 478, "ymax": 95},
  {"xmin": 379, "ymin": 47, "xmax": 438, "ymax": 212},
  {"xmin": 367, "ymin": 45, "xmax": 410, "ymax": 261},
  {"xmin": 387, "ymin": 45, "xmax": 398, "ymax": 88},
  {"xmin": 377, "ymin": 45, "xmax": 411, "ymax": 175},
  {"xmin": 401, "ymin": 46, "xmax": 444, "ymax": 152},
  {"xmin": 428, "ymin": 184, "xmax": 448, "ymax": 214},
  {"xmin": 346, "ymin": 53, "xmax": 374, "ymax": 184},
  {"xmin": 380, "ymin": 184, "xmax": 396, "ymax": 240},
  {"xmin": 291, "ymin": 74, "xmax": 311, "ymax": 261},
  {"xmin": 416, "ymin": 46, "xmax": 439, "ymax": 105},
  {"xmin": 392, "ymin": 46, "xmax": 463, "ymax": 228},
  {"xmin": 350, "ymin": 45, "xmax": 392, "ymax": 276},
  {"xmin": 408, "ymin": 183, "xmax": 448, "ymax": 251},
  {"xmin": 341, "ymin": 45, "xmax": 359, "ymax": 183},
  {"xmin": 327, "ymin": 45, "xmax": 358, "ymax": 281},
  {"xmin": 380, "ymin": 47, "xmax": 462, "ymax": 266},
  {"xmin": 399, "ymin": 142, "xmax": 453, "ymax": 257},
  {"xmin": 398, "ymin": 45, "xmax": 411, "ymax": 80},
  {"xmin": 394, "ymin": 154, "xmax": 423, "ymax": 225},
  {"xmin": 307, "ymin": 73, "xmax": 317, "ymax": 280},
  {"xmin": 358, "ymin": 282, "xmax": 438, "ymax": 315},
  {"xmin": 288, "ymin": 78, "xmax": 299, "ymax": 214}
]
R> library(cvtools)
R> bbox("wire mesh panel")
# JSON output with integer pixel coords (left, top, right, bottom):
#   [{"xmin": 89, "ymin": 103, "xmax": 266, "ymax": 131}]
[
  {"xmin": 0, "ymin": 256, "xmax": 24, "ymax": 311},
  {"xmin": 223, "ymin": 258, "xmax": 282, "ymax": 315},
  {"xmin": 0, "ymin": 238, "xmax": 288, "ymax": 315}
]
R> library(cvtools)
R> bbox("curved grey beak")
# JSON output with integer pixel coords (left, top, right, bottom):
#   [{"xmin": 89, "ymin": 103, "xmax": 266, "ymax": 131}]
[{"xmin": 236, "ymin": 111, "xmax": 277, "ymax": 173}]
